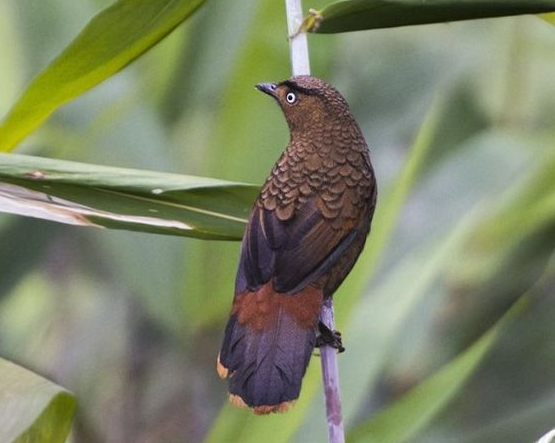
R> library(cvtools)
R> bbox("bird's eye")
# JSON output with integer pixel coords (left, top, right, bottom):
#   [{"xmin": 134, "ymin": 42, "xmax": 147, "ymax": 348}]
[{"xmin": 286, "ymin": 92, "xmax": 297, "ymax": 104}]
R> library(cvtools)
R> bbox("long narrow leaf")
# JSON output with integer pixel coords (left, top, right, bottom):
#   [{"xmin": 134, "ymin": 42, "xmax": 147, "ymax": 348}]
[
  {"xmin": 308, "ymin": 0, "xmax": 555, "ymax": 34},
  {"xmin": 0, "ymin": 357, "xmax": 75, "ymax": 443},
  {"xmin": 0, "ymin": 153, "xmax": 258, "ymax": 240},
  {"xmin": 0, "ymin": 0, "xmax": 208, "ymax": 152}
]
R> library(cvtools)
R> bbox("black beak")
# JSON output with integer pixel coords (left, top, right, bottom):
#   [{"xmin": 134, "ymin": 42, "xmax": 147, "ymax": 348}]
[{"xmin": 256, "ymin": 82, "xmax": 278, "ymax": 98}]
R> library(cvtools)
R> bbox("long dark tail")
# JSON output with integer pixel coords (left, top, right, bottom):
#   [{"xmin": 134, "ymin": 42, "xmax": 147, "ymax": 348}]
[{"xmin": 217, "ymin": 284, "xmax": 321, "ymax": 414}]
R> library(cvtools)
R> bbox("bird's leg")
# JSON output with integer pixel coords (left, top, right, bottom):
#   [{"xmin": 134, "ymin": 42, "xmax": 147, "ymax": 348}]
[{"xmin": 315, "ymin": 321, "xmax": 345, "ymax": 353}]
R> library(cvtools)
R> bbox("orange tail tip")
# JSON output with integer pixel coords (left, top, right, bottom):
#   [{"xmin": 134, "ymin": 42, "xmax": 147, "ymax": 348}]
[
  {"xmin": 229, "ymin": 394, "xmax": 248, "ymax": 409},
  {"xmin": 216, "ymin": 353, "xmax": 229, "ymax": 379},
  {"xmin": 228, "ymin": 393, "xmax": 295, "ymax": 415},
  {"xmin": 254, "ymin": 400, "xmax": 296, "ymax": 415}
]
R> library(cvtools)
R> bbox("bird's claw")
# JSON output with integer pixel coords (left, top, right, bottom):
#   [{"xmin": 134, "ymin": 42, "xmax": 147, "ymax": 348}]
[{"xmin": 315, "ymin": 321, "xmax": 345, "ymax": 353}]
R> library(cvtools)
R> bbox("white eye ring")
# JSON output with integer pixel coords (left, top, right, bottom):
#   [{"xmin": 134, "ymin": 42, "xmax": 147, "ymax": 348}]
[{"xmin": 286, "ymin": 92, "xmax": 297, "ymax": 104}]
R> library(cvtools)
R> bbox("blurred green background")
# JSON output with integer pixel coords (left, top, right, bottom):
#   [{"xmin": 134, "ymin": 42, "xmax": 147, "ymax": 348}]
[{"xmin": 2, "ymin": 0, "xmax": 555, "ymax": 442}]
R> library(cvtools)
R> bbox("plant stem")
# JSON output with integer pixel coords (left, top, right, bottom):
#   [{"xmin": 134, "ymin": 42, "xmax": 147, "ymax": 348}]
[
  {"xmin": 320, "ymin": 298, "xmax": 345, "ymax": 443},
  {"xmin": 285, "ymin": 0, "xmax": 310, "ymax": 76},
  {"xmin": 283, "ymin": 2, "xmax": 345, "ymax": 443}
]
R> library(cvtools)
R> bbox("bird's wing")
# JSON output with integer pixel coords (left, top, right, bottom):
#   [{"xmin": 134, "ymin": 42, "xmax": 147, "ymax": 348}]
[{"xmin": 235, "ymin": 199, "xmax": 356, "ymax": 294}]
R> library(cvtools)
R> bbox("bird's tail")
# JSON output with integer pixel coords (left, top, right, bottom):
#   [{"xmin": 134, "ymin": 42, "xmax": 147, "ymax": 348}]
[{"xmin": 217, "ymin": 283, "xmax": 322, "ymax": 414}]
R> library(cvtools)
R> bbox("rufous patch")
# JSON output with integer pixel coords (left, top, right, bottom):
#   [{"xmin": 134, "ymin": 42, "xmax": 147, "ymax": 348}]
[{"xmin": 232, "ymin": 283, "xmax": 323, "ymax": 331}]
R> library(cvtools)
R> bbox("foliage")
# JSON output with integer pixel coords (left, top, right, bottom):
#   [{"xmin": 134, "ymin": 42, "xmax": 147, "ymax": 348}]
[
  {"xmin": 310, "ymin": 0, "xmax": 555, "ymax": 33},
  {"xmin": 0, "ymin": 357, "xmax": 75, "ymax": 443},
  {"xmin": 0, "ymin": 153, "xmax": 257, "ymax": 240},
  {"xmin": 0, "ymin": 0, "xmax": 209, "ymax": 152}
]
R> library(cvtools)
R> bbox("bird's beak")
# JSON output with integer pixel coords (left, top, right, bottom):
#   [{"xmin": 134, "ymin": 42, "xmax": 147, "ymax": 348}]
[{"xmin": 256, "ymin": 82, "xmax": 278, "ymax": 98}]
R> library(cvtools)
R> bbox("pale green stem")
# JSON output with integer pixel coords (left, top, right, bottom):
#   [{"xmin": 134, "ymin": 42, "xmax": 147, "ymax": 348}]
[{"xmin": 285, "ymin": 0, "xmax": 310, "ymax": 76}]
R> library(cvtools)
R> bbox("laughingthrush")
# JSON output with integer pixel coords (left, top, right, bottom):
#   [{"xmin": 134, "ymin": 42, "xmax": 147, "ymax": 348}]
[{"xmin": 217, "ymin": 75, "xmax": 377, "ymax": 414}]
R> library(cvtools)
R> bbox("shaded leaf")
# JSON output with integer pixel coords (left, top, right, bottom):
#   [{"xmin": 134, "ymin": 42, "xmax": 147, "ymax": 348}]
[
  {"xmin": 349, "ymin": 294, "xmax": 531, "ymax": 443},
  {"xmin": 309, "ymin": 0, "xmax": 555, "ymax": 34},
  {"xmin": 0, "ymin": 357, "xmax": 75, "ymax": 443},
  {"xmin": 0, "ymin": 153, "xmax": 258, "ymax": 240},
  {"xmin": 0, "ymin": 219, "xmax": 59, "ymax": 303},
  {"xmin": 0, "ymin": 0, "xmax": 208, "ymax": 152},
  {"xmin": 453, "ymin": 149, "xmax": 555, "ymax": 287}
]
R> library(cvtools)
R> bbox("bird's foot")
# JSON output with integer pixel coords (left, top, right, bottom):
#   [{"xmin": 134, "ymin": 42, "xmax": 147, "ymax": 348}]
[{"xmin": 315, "ymin": 321, "xmax": 345, "ymax": 354}]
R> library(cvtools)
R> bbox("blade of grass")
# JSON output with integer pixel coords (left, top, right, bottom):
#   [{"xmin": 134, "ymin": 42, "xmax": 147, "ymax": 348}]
[{"xmin": 0, "ymin": 0, "xmax": 208, "ymax": 151}]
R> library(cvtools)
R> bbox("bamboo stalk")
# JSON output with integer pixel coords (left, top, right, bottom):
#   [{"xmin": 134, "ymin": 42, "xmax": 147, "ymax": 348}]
[
  {"xmin": 285, "ymin": 0, "xmax": 310, "ymax": 76},
  {"xmin": 283, "ymin": 2, "xmax": 345, "ymax": 442}
]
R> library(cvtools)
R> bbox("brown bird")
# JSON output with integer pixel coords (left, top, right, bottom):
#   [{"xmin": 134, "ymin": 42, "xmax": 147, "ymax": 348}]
[{"xmin": 217, "ymin": 75, "xmax": 377, "ymax": 415}]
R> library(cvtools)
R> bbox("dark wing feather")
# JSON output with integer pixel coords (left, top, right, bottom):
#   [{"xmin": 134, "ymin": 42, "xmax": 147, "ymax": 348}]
[{"xmin": 235, "ymin": 199, "xmax": 355, "ymax": 295}]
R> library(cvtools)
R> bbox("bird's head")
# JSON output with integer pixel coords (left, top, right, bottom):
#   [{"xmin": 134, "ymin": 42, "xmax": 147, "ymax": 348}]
[{"xmin": 256, "ymin": 75, "xmax": 352, "ymax": 135}]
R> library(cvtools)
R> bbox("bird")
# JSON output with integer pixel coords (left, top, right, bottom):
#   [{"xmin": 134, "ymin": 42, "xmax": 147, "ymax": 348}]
[{"xmin": 216, "ymin": 75, "xmax": 377, "ymax": 415}]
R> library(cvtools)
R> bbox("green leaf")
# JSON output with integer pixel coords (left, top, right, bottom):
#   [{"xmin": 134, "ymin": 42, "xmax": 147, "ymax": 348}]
[
  {"xmin": 0, "ymin": 0, "xmax": 208, "ymax": 152},
  {"xmin": 348, "ymin": 294, "xmax": 531, "ymax": 443},
  {"xmin": 540, "ymin": 12, "xmax": 555, "ymax": 25},
  {"xmin": 309, "ymin": 0, "xmax": 555, "ymax": 34},
  {"xmin": 0, "ymin": 153, "xmax": 258, "ymax": 240},
  {"xmin": 0, "ymin": 357, "xmax": 75, "ymax": 443}
]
